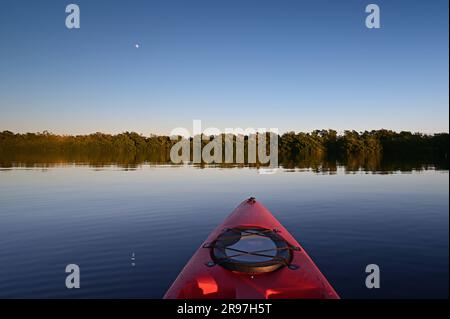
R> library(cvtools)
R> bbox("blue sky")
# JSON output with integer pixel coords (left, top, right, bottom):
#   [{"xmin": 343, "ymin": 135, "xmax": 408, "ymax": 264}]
[{"xmin": 0, "ymin": 0, "xmax": 448, "ymax": 135}]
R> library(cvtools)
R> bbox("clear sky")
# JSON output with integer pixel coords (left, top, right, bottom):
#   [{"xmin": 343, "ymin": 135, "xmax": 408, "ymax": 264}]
[{"xmin": 0, "ymin": 0, "xmax": 448, "ymax": 135}]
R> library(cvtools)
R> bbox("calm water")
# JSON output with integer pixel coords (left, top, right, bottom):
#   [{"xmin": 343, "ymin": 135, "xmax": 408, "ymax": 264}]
[{"xmin": 0, "ymin": 165, "xmax": 448, "ymax": 298}]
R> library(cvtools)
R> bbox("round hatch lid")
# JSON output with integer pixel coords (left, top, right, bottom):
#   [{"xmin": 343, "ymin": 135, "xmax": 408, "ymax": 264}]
[{"xmin": 210, "ymin": 227, "xmax": 293, "ymax": 273}]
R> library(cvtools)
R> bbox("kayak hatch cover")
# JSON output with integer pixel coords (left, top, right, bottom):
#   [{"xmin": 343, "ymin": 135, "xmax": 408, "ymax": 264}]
[{"xmin": 164, "ymin": 197, "xmax": 340, "ymax": 299}]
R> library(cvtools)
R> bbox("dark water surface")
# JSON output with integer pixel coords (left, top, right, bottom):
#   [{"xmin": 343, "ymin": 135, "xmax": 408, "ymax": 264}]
[{"xmin": 0, "ymin": 165, "xmax": 448, "ymax": 298}]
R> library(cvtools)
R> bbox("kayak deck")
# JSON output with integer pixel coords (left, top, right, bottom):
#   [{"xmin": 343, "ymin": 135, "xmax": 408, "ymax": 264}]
[{"xmin": 164, "ymin": 198, "xmax": 339, "ymax": 299}]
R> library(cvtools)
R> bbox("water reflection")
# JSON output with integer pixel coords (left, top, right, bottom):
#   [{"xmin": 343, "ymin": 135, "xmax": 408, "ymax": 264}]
[{"xmin": 0, "ymin": 152, "xmax": 447, "ymax": 173}]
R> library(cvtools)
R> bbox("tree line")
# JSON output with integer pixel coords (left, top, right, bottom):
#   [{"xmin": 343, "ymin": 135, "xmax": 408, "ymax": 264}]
[{"xmin": 0, "ymin": 130, "xmax": 448, "ymax": 170}]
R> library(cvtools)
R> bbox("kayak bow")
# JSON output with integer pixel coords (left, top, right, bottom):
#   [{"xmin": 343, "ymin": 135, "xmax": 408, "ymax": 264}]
[{"xmin": 164, "ymin": 197, "xmax": 339, "ymax": 299}]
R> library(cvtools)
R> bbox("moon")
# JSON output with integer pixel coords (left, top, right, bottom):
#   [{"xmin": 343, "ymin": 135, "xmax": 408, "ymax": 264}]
[{"xmin": 135, "ymin": 44, "xmax": 140, "ymax": 49}]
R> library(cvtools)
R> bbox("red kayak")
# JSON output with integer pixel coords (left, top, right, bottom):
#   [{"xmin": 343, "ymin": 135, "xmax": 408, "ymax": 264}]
[{"xmin": 164, "ymin": 198, "xmax": 339, "ymax": 299}]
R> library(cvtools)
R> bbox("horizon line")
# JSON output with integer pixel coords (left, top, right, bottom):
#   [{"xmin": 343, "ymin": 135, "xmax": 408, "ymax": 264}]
[{"xmin": 2, "ymin": 129, "xmax": 449, "ymax": 137}]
